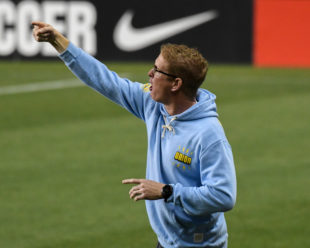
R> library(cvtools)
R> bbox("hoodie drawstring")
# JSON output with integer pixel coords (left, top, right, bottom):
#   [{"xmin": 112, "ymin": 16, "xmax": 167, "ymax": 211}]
[{"xmin": 162, "ymin": 116, "xmax": 177, "ymax": 138}]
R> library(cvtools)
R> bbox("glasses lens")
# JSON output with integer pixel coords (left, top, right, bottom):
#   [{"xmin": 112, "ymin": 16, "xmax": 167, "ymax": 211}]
[{"xmin": 152, "ymin": 67, "xmax": 177, "ymax": 78}]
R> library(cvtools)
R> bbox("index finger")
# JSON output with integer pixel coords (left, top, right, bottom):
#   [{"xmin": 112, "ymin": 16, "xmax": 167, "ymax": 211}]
[
  {"xmin": 122, "ymin": 178, "xmax": 143, "ymax": 184},
  {"xmin": 31, "ymin": 21, "xmax": 47, "ymax": 28}
]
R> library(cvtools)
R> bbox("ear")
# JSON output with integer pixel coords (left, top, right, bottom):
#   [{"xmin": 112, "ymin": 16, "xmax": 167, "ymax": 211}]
[{"xmin": 171, "ymin": 78, "xmax": 183, "ymax": 92}]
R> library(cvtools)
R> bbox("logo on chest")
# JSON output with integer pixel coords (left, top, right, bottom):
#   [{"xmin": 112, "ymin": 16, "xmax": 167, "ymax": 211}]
[{"xmin": 172, "ymin": 146, "xmax": 193, "ymax": 170}]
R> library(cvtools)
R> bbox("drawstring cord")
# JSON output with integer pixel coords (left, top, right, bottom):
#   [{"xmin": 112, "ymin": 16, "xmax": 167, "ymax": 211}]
[{"xmin": 162, "ymin": 116, "xmax": 177, "ymax": 138}]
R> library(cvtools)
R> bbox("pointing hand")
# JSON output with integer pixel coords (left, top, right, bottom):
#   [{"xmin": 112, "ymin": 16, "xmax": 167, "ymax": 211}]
[
  {"xmin": 122, "ymin": 178, "xmax": 165, "ymax": 201},
  {"xmin": 32, "ymin": 21, "xmax": 56, "ymax": 43}
]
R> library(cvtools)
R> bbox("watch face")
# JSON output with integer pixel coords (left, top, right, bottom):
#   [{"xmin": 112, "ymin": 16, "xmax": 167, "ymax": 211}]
[{"xmin": 162, "ymin": 185, "xmax": 173, "ymax": 199}]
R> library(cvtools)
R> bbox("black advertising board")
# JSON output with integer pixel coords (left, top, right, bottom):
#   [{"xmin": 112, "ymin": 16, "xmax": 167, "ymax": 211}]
[{"xmin": 0, "ymin": 0, "xmax": 252, "ymax": 63}]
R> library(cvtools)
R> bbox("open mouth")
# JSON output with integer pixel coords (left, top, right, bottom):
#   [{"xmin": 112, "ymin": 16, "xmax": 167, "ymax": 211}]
[{"xmin": 149, "ymin": 81, "xmax": 153, "ymax": 91}]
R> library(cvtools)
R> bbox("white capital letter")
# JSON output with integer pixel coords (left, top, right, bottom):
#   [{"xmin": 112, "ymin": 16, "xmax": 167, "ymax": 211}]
[
  {"xmin": 42, "ymin": 1, "xmax": 67, "ymax": 56},
  {"xmin": 68, "ymin": 1, "xmax": 97, "ymax": 55},
  {"xmin": 0, "ymin": 1, "xmax": 15, "ymax": 56},
  {"xmin": 17, "ymin": 1, "xmax": 41, "ymax": 56}
]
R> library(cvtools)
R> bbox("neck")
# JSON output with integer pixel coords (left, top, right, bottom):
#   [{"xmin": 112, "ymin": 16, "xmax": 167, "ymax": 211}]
[{"xmin": 164, "ymin": 96, "xmax": 197, "ymax": 116}]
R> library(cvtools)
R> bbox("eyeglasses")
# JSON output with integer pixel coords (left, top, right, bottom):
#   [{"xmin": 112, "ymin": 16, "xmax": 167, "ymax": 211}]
[{"xmin": 152, "ymin": 66, "xmax": 178, "ymax": 78}]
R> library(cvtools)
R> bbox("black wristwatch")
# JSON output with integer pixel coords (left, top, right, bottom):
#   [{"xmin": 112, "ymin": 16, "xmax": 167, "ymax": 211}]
[{"xmin": 161, "ymin": 184, "xmax": 173, "ymax": 202}]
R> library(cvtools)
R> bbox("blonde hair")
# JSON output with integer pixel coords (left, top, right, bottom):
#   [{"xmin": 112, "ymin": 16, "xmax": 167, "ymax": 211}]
[{"xmin": 160, "ymin": 43, "xmax": 208, "ymax": 97}]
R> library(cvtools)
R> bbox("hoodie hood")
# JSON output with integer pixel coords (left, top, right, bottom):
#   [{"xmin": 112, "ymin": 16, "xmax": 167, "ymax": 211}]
[{"xmin": 160, "ymin": 88, "xmax": 218, "ymax": 121}]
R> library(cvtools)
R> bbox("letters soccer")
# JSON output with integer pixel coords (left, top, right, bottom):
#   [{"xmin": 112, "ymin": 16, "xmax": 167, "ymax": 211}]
[{"xmin": 0, "ymin": 1, "xmax": 97, "ymax": 56}]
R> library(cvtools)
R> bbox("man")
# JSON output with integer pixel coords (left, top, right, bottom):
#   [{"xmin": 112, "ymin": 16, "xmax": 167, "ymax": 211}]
[{"xmin": 32, "ymin": 21, "xmax": 236, "ymax": 248}]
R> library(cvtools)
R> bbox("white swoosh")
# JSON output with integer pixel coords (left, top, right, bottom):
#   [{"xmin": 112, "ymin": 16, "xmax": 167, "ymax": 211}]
[{"xmin": 113, "ymin": 10, "xmax": 218, "ymax": 52}]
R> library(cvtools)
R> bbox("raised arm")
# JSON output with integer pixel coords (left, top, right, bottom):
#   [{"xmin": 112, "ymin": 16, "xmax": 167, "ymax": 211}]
[
  {"xmin": 31, "ymin": 21, "xmax": 149, "ymax": 121},
  {"xmin": 32, "ymin": 21, "xmax": 69, "ymax": 53}
]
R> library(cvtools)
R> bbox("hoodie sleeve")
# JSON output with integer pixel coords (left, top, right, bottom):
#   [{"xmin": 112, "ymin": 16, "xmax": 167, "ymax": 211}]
[
  {"xmin": 169, "ymin": 140, "xmax": 237, "ymax": 215},
  {"xmin": 59, "ymin": 42, "xmax": 146, "ymax": 121}
]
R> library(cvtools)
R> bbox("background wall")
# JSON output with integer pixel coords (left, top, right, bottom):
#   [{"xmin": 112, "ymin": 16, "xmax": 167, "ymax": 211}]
[
  {"xmin": 0, "ymin": 0, "xmax": 252, "ymax": 62},
  {"xmin": 0, "ymin": 0, "xmax": 309, "ymax": 66},
  {"xmin": 253, "ymin": 0, "xmax": 310, "ymax": 67}
]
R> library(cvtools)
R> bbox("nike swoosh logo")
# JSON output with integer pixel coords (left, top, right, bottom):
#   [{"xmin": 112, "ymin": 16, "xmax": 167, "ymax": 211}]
[{"xmin": 113, "ymin": 10, "xmax": 218, "ymax": 52}]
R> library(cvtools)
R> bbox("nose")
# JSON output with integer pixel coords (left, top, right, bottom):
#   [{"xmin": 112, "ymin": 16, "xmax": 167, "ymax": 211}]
[{"xmin": 148, "ymin": 68, "xmax": 154, "ymax": 77}]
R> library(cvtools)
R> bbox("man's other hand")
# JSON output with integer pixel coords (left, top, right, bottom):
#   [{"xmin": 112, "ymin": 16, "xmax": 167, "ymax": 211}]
[{"xmin": 122, "ymin": 178, "xmax": 165, "ymax": 201}]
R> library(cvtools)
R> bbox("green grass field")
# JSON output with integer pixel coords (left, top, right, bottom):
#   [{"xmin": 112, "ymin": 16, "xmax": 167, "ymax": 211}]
[{"xmin": 0, "ymin": 61, "xmax": 309, "ymax": 248}]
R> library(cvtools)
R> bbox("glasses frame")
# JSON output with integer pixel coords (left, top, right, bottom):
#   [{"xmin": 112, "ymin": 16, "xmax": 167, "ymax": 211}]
[{"xmin": 152, "ymin": 67, "xmax": 178, "ymax": 78}]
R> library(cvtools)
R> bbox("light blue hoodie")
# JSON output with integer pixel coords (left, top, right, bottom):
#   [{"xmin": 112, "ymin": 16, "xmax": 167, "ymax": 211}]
[{"xmin": 59, "ymin": 43, "xmax": 237, "ymax": 248}]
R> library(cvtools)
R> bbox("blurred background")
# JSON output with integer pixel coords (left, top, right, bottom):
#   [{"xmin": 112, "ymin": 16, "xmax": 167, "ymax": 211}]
[{"xmin": 0, "ymin": 0, "xmax": 309, "ymax": 247}]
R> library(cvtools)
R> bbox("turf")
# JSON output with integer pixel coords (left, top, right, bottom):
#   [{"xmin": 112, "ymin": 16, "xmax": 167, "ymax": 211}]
[{"xmin": 0, "ymin": 61, "xmax": 309, "ymax": 248}]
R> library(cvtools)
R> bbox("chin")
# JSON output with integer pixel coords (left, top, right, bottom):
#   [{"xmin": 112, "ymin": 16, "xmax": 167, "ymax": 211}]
[
  {"xmin": 150, "ymin": 92, "xmax": 159, "ymax": 102},
  {"xmin": 150, "ymin": 92, "xmax": 157, "ymax": 101}
]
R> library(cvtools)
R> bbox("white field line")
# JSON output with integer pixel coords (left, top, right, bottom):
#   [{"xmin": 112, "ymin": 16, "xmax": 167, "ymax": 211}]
[
  {"xmin": 0, "ymin": 73, "xmax": 132, "ymax": 96},
  {"xmin": 0, "ymin": 79, "xmax": 83, "ymax": 96}
]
